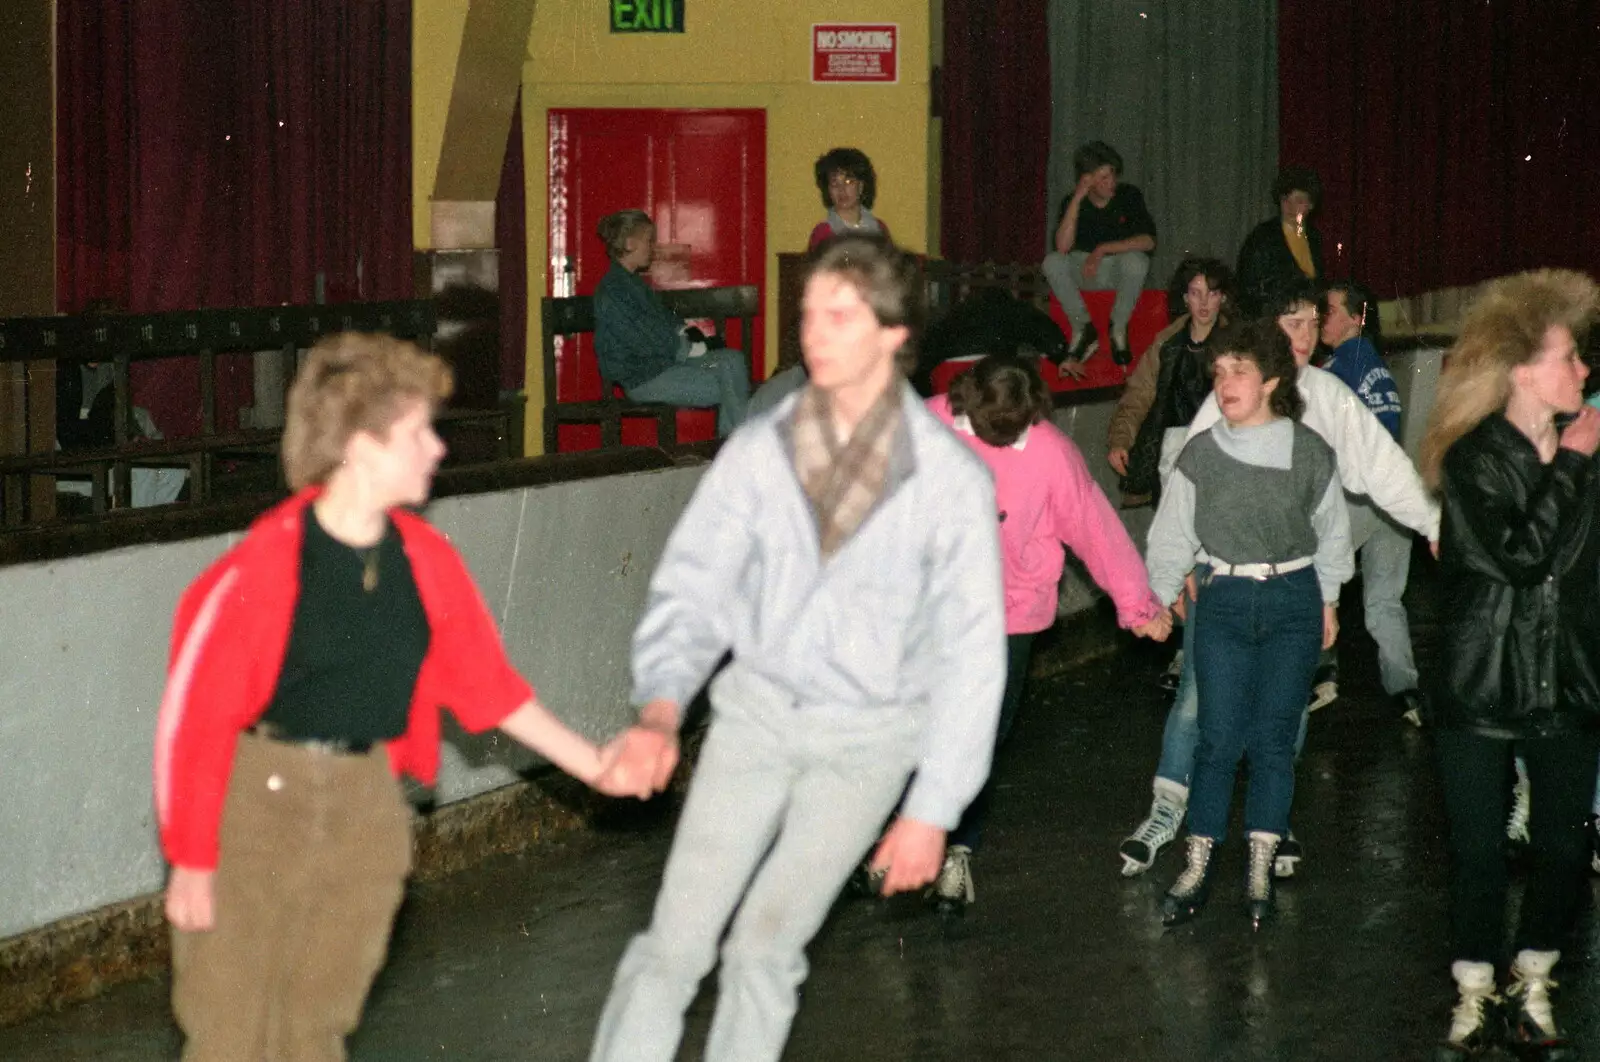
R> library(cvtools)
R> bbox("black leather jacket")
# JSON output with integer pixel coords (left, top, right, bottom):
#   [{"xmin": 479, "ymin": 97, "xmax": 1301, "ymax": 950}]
[{"xmin": 1435, "ymin": 414, "xmax": 1600, "ymax": 737}]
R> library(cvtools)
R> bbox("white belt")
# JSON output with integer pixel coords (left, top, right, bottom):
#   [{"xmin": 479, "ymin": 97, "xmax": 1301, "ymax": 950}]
[{"xmin": 1207, "ymin": 555, "xmax": 1314, "ymax": 580}]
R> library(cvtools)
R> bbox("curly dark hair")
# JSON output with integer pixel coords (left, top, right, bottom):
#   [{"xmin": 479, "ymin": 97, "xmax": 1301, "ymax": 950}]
[
  {"xmin": 814, "ymin": 148, "xmax": 877, "ymax": 210},
  {"xmin": 1210, "ymin": 320, "xmax": 1305, "ymax": 421},
  {"xmin": 1167, "ymin": 257, "xmax": 1234, "ymax": 316},
  {"xmin": 1271, "ymin": 167, "xmax": 1322, "ymax": 208},
  {"xmin": 1261, "ymin": 277, "xmax": 1320, "ymax": 321},
  {"xmin": 947, "ymin": 353, "xmax": 1053, "ymax": 448}
]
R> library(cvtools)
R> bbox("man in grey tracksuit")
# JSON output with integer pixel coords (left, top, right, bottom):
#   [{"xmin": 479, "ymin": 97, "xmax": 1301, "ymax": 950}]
[{"xmin": 589, "ymin": 237, "xmax": 1007, "ymax": 1062}]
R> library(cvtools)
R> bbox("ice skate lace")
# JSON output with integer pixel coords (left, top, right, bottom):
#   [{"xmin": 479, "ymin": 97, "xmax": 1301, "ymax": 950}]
[
  {"xmin": 1509, "ymin": 972, "xmax": 1558, "ymax": 1036},
  {"xmin": 1247, "ymin": 836, "xmax": 1277, "ymax": 901},
  {"xmin": 1448, "ymin": 989, "xmax": 1500, "ymax": 1043},
  {"xmin": 1171, "ymin": 837, "xmax": 1212, "ymax": 896},
  {"xmin": 1506, "ymin": 775, "xmax": 1531, "ymax": 843},
  {"xmin": 1130, "ymin": 798, "xmax": 1185, "ymax": 848}
]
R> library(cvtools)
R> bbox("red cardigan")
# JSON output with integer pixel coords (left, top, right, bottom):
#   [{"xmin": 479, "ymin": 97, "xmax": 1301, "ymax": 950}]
[{"xmin": 153, "ymin": 488, "xmax": 533, "ymax": 869}]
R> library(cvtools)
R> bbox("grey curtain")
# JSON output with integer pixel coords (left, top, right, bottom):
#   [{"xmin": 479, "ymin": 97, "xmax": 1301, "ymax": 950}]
[{"xmin": 1046, "ymin": 1, "xmax": 1278, "ymax": 293}]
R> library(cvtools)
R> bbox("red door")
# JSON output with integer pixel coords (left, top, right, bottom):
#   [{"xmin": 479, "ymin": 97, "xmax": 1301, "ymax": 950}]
[{"xmin": 548, "ymin": 108, "xmax": 766, "ymax": 450}]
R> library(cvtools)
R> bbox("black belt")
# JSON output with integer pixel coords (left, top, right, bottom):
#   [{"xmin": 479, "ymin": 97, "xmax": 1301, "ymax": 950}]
[{"xmin": 247, "ymin": 721, "xmax": 374, "ymax": 756}]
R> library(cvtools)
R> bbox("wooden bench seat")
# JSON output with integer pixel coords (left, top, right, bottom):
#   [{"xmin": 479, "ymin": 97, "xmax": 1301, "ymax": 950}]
[{"xmin": 541, "ymin": 285, "xmax": 758, "ymax": 453}]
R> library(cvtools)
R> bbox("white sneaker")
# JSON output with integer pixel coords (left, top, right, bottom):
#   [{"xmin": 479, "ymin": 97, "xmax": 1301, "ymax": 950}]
[{"xmin": 934, "ymin": 845, "xmax": 975, "ymax": 910}]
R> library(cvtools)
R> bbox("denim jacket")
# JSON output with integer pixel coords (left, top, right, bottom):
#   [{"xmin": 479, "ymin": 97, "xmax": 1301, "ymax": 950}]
[{"xmin": 631, "ymin": 383, "xmax": 1007, "ymax": 829}]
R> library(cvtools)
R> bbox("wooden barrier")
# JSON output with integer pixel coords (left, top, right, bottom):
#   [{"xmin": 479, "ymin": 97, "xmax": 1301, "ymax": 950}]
[
  {"xmin": 0, "ymin": 301, "xmax": 514, "ymax": 527},
  {"xmin": 541, "ymin": 285, "xmax": 759, "ymax": 454}
]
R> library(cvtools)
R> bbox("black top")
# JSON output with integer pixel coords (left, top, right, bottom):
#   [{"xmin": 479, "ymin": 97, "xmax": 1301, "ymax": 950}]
[
  {"xmin": 1055, "ymin": 184, "xmax": 1157, "ymax": 253},
  {"xmin": 1235, "ymin": 216, "xmax": 1324, "ymax": 317},
  {"xmin": 1436, "ymin": 414, "xmax": 1600, "ymax": 738},
  {"xmin": 259, "ymin": 511, "xmax": 431, "ymax": 743},
  {"xmin": 1154, "ymin": 332, "xmax": 1215, "ymax": 429}
]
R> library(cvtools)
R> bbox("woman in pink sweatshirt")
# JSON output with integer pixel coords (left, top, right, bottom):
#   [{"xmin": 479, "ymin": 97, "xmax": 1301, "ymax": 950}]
[{"xmin": 927, "ymin": 353, "xmax": 1170, "ymax": 911}]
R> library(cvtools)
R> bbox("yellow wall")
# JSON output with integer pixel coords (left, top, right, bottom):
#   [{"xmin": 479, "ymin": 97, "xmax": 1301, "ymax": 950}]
[
  {"xmin": 414, "ymin": 0, "xmax": 933, "ymax": 455},
  {"xmin": 412, "ymin": 1, "xmax": 473, "ymax": 251},
  {"xmin": 519, "ymin": 0, "xmax": 931, "ymax": 453}
]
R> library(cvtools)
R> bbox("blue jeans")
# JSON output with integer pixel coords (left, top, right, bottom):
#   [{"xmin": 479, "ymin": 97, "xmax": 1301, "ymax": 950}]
[
  {"xmin": 625, "ymin": 347, "xmax": 750, "ymax": 437},
  {"xmin": 1186, "ymin": 568, "xmax": 1324, "ymax": 842},
  {"xmin": 1155, "ymin": 567, "xmax": 1314, "ymax": 790}
]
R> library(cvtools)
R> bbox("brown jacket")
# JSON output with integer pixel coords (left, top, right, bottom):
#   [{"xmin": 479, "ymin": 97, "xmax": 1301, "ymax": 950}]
[{"xmin": 1106, "ymin": 313, "xmax": 1188, "ymax": 452}]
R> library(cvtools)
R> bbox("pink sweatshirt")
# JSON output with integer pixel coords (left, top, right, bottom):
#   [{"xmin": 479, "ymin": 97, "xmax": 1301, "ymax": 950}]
[{"xmin": 929, "ymin": 394, "xmax": 1162, "ymax": 635}]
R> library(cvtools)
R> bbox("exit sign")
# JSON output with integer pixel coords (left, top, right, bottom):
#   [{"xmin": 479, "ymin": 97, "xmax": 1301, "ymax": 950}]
[{"xmin": 611, "ymin": 0, "xmax": 684, "ymax": 33}]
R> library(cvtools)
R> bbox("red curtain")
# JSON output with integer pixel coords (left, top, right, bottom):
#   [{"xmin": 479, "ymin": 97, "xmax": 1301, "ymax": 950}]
[
  {"xmin": 496, "ymin": 96, "xmax": 527, "ymax": 393},
  {"xmin": 939, "ymin": 0, "xmax": 1050, "ymax": 264},
  {"xmin": 1279, "ymin": 1, "xmax": 1600, "ymax": 298},
  {"xmin": 57, "ymin": 0, "xmax": 412, "ymax": 436}
]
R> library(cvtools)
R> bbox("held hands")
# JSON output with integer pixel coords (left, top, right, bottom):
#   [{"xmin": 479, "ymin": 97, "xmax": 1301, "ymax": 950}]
[
  {"xmin": 1560, "ymin": 405, "xmax": 1600, "ymax": 457},
  {"xmin": 869, "ymin": 817, "xmax": 948, "ymax": 895},
  {"xmin": 1081, "ymin": 249, "xmax": 1104, "ymax": 282},
  {"xmin": 592, "ymin": 699, "xmax": 681, "ymax": 800},
  {"xmin": 1107, "ymin": 448, "xmax": 1131, "ymax": 476},
  {"xmin": 165, "ymin": 866, "xmax": 216, "ymax": 933},
  {"xmin": 1323, "ymin": 603, "xmax": 1340, "ymax": 650},
  {"xmin": 1132, "ymin": 608, "xmax": 1172, "ymax": 643}
]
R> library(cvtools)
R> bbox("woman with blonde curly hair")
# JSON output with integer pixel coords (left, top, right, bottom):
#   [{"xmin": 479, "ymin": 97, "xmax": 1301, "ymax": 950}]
[
  {"xmin": 154, "ymin": 333, "xmax": 654, "ymax": 1061},
  {"xmin": 1421, "ymin": 269, "xmax": 1600, "ymax": 1058}
]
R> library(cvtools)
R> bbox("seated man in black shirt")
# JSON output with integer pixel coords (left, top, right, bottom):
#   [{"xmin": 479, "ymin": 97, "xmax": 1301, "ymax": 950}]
[{"xmin": 1041, "ymin": 141, "xmax": 1157, "ymax": 367}]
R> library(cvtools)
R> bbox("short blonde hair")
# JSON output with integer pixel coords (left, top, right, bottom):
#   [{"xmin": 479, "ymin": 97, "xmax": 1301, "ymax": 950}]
[{"xmin": 282, "ymin": 332, "xmax": 453, "ymax": 490}]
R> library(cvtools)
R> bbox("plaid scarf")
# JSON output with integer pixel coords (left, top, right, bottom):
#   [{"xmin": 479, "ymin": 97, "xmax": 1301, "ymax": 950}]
[{"xmin": 792, "ymin": 383, "xmax": 903, "ymax": 560}]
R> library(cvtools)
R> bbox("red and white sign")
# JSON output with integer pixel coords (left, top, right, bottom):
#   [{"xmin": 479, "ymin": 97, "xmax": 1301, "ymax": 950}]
[{"xmin": 812, "ymin": 23, "xmax": 898, "ymax": 83}]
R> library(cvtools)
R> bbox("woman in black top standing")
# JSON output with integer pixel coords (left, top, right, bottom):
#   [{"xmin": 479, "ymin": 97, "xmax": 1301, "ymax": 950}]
[{"xmin": 1419, "ymin": 269, "xmax": 1600, "ymax": 1059}]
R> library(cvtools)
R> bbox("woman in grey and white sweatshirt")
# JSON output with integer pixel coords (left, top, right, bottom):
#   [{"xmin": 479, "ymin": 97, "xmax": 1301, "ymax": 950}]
[{"xmin": 1144, "ymin": 319, "xmax": 1353, "ymax": 930}]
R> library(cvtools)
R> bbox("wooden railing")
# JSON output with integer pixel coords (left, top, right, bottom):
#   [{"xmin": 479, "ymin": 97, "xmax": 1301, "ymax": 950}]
[
  {"xmin": 0, "ymin": 301, "xmax": 520, "ymax": 527},
  {"xmin": 541, "ymin": 285, "xmax": 760, "ymax": 453},
  {"xmin": 777, "ymin": 253, "xmax": 1062, "ymax": 369}
]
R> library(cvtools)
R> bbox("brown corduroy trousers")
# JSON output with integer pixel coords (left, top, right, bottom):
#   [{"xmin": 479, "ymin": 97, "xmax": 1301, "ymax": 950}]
[{"xmin": 171, "ymin": 732, "xmax": 413, "ymax": 1062}]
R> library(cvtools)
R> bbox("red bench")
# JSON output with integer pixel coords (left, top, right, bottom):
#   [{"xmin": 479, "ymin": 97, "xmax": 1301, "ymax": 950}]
[{"xmin": 930, "ymin": 288, "xmax": 1170, "ymax": 395}]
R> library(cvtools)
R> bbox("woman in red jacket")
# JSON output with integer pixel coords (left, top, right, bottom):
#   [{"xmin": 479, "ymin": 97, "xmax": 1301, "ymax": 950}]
[{"xmin": 155, "ymin": 332, "xmax": 653, "ymax": 1062}]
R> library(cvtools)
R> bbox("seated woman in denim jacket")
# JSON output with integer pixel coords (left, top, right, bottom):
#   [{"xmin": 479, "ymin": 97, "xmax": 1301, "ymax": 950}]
[{"xmin": 592, "ymin": 209, "xmax": 749, "ymax": 437}]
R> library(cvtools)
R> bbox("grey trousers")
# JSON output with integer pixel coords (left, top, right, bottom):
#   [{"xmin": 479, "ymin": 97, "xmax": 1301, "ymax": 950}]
[
  {"xmin": 589, "ymin": 677, "xmax": 920, "ymax": 1062},
  {"xmin": 1040, "ymin": 250, "xmax": 1150, "ymax": 334},
  {"xmin": 1346, "ymin": 498, "xmax": 1420, "ymax": 695}
]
